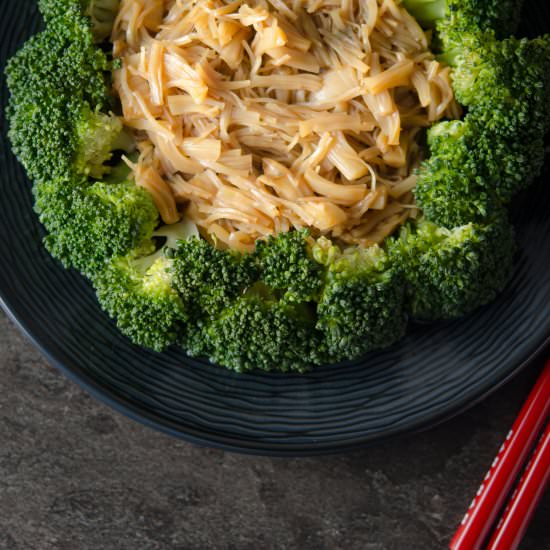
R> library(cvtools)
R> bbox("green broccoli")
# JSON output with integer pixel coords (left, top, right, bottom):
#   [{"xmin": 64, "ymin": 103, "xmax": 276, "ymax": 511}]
[
  {"xmin": 170, "ymin": 234, "xmax": 332, "ymax": 370},
  {"xmin": 74, "ymin": 105, "xmax": 135, "ymax": 180},
  {"xmin": 93, "ymin": 221, "xmax": 198, "ymax": 351},
  {"xmin": 388, "ymin": 216, "xmax": 515, "ymax": 320},
  {"xmin": 414, "ymin": 115, "xmax": 543, "ymax": 227},
  {"xmin": 39, "ymin": 0, "xmax": 120, "ymax": 42},
  {"xmin": 34, "ymin": 179, "xmax": 159, "ymax": 277},
  {"xmin": 95, "ymin": 254, "xmax": 185, "ymax": 352},
  {"xmin": 415, "ymin": 119, "xmax": 500, "ymax": 227},
  {"xmin": 451, "ymin": 35, "xmax": 550, "ymax": 137},
  {"xmin": 414, "ymin": 31, "xmax": 550, "ymax": 227},
  {"xmin": 184, "ymin": 290, "xmax": 323, "ymax": 373},
  {"xmin": 253, "ymin": 230, "xmax": 322, "ymax": 303},
  {"xmin": 313, "ymin": 239, "xmax": 407, "ymax": 362},
  {"xmin": 5, "ymin": 0, "xmax": 121, "ymax": 184},
  {"xmin": 402, "ymin": 0, "xmax": 524, "ymax": 38},
  {"xmin": 6, "ymin": 0, "xmax": 145, "ymax": 277},
  {"xmin": 170, "ymin": 238, "xmax": 258, "ymax": 320},
  {"xmin": 171, "ymin": 235, "xmax": 328, "ymax": 371}
]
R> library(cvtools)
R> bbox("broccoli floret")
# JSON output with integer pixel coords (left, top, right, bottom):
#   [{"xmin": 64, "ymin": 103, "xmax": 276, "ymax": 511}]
[
  {"xmin": 7, "ymin": 91, "xmax": 125, "ymax": 184},
  {"xmin": 414, "ymin": 116, "xmax": 542, "ymax": 227},
  {"xmin": 92, "ymin": 219, "xmax": 198, "ymax": 351},
  {"xmin": 415, "ymin": 33, "xmax": 550, "ymax": 227},
  {"xmin": 185, "ymin": 292, "xmax": 323, "ymax": 373},
  {"xmin": 94, "ymin": 251, "xmax": 186, "ymax": 352},
  {"xmin": 388, "ymin": 216, "xmax": 515, "ymax": 320},
  {"xmin": 451, "ymin": 35, "xmax": 550, "ymax": 130},
  {"xmin": 415, "ymin": 120, "xmax": 500, "ymax": 227},
  {"xmin": 5, "ymin": 2, "xmax": 118, "ymax": 184},
  {"xmin": 74, "ymin": 105, "xmax": 135, "ymax": 180},
  {"xmin": 172, "ymin": 236, "xmax": 327, "ymax": 371},
  {"xmin": 170, "ymin": 238, "xmax": 258, "ymax": 320},
  {"xmin": 39, "ymin": 0, "xmax": 120, "ymax": 42},
  {"xmin": 38, "ymin": 0, "xmax": 87, "ymax": 21},
  {"xmin": 313, "ymin": 239, "xmax": 406, "ymax": 362},
  {"xmin": 402, "ymin": 0, "xmax": 524, "ymax": 38},
  {"xmin": 7, "ymin": 5, "xmax": 109, "ymax": 104},
  {"xmin": 254, "ymin": 230, "xmax": 322, "ymax": 303},
  {"xmin": 34, "ymin": 179, "xmax": 159, "ymax": 277},
  {"xmin": 6, "ymin": 0, "xmax": 142, "ymax": 277}
]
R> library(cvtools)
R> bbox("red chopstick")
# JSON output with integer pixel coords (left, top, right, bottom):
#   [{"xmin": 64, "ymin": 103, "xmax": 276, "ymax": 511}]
[
  {"xmin": 449, "ymin": 360, "xmax": 550, "ymax": 550},
  {"xmin": 486, "ymin": 421, "xmax": 550, "ymax": 550}
]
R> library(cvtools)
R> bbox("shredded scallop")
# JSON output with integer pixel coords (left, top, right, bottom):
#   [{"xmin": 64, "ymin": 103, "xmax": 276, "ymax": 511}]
[{"xmin": 113, "ymin": 0, "xmax": 459, "ymax": 251}]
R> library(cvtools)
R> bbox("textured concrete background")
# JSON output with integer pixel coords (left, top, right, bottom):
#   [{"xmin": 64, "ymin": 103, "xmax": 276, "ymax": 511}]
[{"xmin": 0, "ymin": 311, "xmax": 548, "ymax": 550}]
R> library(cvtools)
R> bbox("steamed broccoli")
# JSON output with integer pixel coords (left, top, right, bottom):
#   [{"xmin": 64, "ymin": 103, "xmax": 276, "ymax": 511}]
[
  {"xmin": 172, "ymin": 235, "xmax": 325, "ymax": 371},
  {"xmin": 451, "ymin": 35, "xmax": 550, "ymax": 137},
  {"xmin": 39, "ymin": 0, "xmax": 120, "ymax": 42},
  {"xmin": 402, "ymin": 0, "xmax": 524, "ymax": 38},
  {"xmin": 170, "ymin": 238, "xmax": 258, "ymax": 320},
  {"xmin": 173, "ymin": 233, "xmax": 407, "ymax": 368},
  {"xmin": 34, "ymin": 179, "xmax": 159, "ymax": 277},
  {"xmin": 5, "ymin": 0, "xmax": 146, "ymax": 276},
  {"xmin": 5, "ymin": 0, "xmax": 121, "ymax": 184},
  {"xmin": 413, "ymin": 26, "xmax": 550, "ymax": 227},
  {"xmin": 94, "ymin": 255, "xmax": 186, "ymax": 351},
  {"xmin": 415, "ymin": 120, "xmax": 499, "ymax": 227},
  {"xmin": 313, "ymin": 240, "xmax": 407, "ymax": 361},
  {"xmin": 408, "ymin": 1, "xmax": 550, "ymax": 141},
  {"xmin": 93, "ymin": 221, "xmax": 196, "ymax": 351},
  {"xmin": 253, "ymin": 230, "xmax": 322, "ymax": 303},
  {"xmin": 413, "ymin": 114, "xmax": 543, "ymax": 227},
  {"xmin": 402, "ymin": 0, "xmax": 549, "ymax": 140},
  {"xmin": 184, "ymin": 292, "xmax": 323, "ymax": 373},
  {"xmin": 388, "ymin": 216, "xmax": 515, "ymax": 320},
  {"xmin": 74, "ymin": 106, "xmax": 135, "ymax": 180}
]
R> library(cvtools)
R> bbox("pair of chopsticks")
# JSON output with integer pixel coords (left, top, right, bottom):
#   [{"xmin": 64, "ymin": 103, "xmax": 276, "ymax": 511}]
[{"xmin": 450, "ymin": 360, "xmax": 550, "ymax": 550}]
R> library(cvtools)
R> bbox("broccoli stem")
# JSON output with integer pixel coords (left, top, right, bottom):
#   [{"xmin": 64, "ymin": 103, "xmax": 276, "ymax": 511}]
[{"xmin": 402, "ymin": 0, "xmax": 447, "ymax": 28}]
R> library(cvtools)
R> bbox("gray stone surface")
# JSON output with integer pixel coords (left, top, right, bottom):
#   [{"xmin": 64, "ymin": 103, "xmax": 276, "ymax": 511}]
[{"xmin": 0, "ymin": 311, "xmax": 548, "ymax": 550}]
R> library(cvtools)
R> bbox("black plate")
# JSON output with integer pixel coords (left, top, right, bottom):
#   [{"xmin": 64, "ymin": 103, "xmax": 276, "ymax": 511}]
[{"xmin": 1, "ymin": 1, "xmax": 549, "ymax": 456}]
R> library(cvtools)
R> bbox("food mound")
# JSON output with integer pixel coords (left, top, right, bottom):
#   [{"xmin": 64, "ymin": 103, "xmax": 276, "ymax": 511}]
[
  {"xmin": 112, "ymin": 0, "xmax": 458, "ymax": 251},
  {"xmin": 4, "ymin": 0, "xmax": 550, "ymax": 372}
]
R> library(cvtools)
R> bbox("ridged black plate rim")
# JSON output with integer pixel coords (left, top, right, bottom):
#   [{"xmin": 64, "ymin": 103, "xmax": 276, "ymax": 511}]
[
  {"xmin": 2, "ymin": 295, "xmax": 549, "ymax": 456},
  {"xmin": 1, "ymin": 1, "xmax": 549, "ymax": 456}
]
